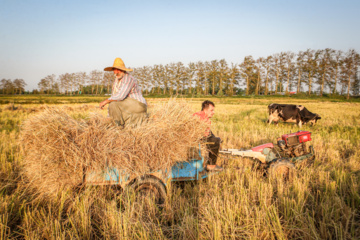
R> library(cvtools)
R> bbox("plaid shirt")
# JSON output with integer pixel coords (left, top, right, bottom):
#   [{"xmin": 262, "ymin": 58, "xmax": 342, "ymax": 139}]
[{"xmin": 108, "ymin": 73, "xmax": 147, "ymax": 105}]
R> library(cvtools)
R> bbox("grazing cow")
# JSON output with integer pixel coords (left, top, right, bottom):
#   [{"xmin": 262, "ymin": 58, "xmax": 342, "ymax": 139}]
[{"xmin": 267, "ymin": 103, "xmax": 321, "ymax": 127}]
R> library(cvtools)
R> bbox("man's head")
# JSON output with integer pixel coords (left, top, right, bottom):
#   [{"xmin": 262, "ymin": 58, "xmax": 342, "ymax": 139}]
[
  {"xmin": 202, "ymin": 100, "xmax": 215, "ymax": 118},
  {"xmin": 113, "ymin": 69, "xmax": 126, "ymax": 79}
]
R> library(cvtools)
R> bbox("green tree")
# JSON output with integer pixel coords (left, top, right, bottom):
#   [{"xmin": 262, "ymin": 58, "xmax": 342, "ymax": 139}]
[
  {"xmin": 187, "ymin": 62, "xmax": 197, "ymax": 95},
  {"xmin": 254, "ymin": 57, "xmax": 264, "ymax": 95},
  {"xmin": 174, "ymin": 62, "xmax": 186, "ymax": 95},
  {"xmin": 263, "ymin": 56, "xmax": 273, "ymax": 95},
  {"xmin": 227, "ymin": 63, "xmax": 240, "ymax": 96},
  {"xmin": 38, "ymin": 78, "xmax": 50, "ymax": 94},
  {"xmin": 284, "ymin": 52, "xmax": 295, "ymax": 94},
  {"xmin": 208, "ymin": 60, "xmax": 219, "ymax": 95},
  {"xmin": 163, "ymin": 65, "xmax": 170, "ymax": 95},
  {"xmin": 218, "ymin": 59, "xmax": 228, "ymax": 96},
  {"xmin": 158, "ymin": 64, "xmax": 167, "ymax": 95},
  {"xmin": 59, "ymin": 73, "xmax": 72, "ymax": 95},
  {"xmin": 271, "ymin": 53, "xmax": 282, "ymax": 94},
  {"xmin": 152, "ymin": 64, "xmax": 162, "ymax": 95},
  {"xmin": 89, "ymin": 70, "xmax": 102, "ymax": 95},
  {"xmin": 351, "ymin": 69, "xmax": 360, "ymax": 96},
  {"xmin": 295, "ymin": 51, "xmax": 306, "ymax": 93},
  {"xmin": 303, "ymin": 49, "xmax": 319, "ymax": 95},
  {"xmin": 203, "ymin": 61, "xmax": 210, "ymax": 95},
  {"xmin": 133, "ymin": 66, "xmax": 151, "ymax": 95},
  {"xmin": 0, "ymin": 79, "xmax": 14, "ymax": 94},
  {"xmin": 330, "ymin": 50, "xmax": 343, "ymax": 95},
  {"xmin": 76, "ymin": 72, "xmax": 87, "ymax": 94},
  {"xmin": 194, "ymin": 61, "xmax": 204, "ymax": 95},
  {"xmin": 13, "ymin": 78, "xmax": 27, "ymax": 94},
  {"xmin": 342, "ymin": 49, "xmax": 360, "ymax": 99},
  {"xmin": 167, "ymin": 63, "xmax": 177, "ymax": 95},
  {"xmin": 317, "ymin": 48, "xmax": 335, "ymax": 96},
  {"xmin": 239, "ymin": 56, "xmax": 255, "ymax": 95}
]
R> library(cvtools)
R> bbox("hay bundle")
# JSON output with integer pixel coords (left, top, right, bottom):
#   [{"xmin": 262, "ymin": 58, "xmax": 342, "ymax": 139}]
[
  {"xmin": 5, "ymin": 104, "xmax": 23, "ymax": 111},
  {"xmin": 24, "ymin": 107, "xmax": 38, "ymax": 114},
  {"xmin": 21, "ymin": 101, "xmax": 207, "ymax": 196},
  {"xmin": 21, "ymin": 108, "xmax": 86, "ymax": 195}
]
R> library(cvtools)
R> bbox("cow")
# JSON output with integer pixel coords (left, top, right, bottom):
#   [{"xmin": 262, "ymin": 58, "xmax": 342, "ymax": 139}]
[{"xmin": 267, "ymin": 103, "xmax": 321, "ymax": 127}]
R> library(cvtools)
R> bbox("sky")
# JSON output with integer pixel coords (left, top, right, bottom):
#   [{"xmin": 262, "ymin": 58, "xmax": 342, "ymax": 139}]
[{"xmin": 1, "ymin": 0, "xmax": 360, "ymax": 91}]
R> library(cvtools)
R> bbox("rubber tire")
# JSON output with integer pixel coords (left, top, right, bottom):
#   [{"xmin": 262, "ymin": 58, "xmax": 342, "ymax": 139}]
[
  {"xmin": 269, "ymin": 160, "xmax": 295, "ymax": 180},
  {"xmin": 130, "ymin": 177, "xmax": 167, "ymax": 206}
]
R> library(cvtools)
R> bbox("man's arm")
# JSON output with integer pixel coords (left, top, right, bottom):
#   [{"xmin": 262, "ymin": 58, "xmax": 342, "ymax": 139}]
[
  {"xmin": 99, "ymin": 74, "xmax": 135, "ymax": 109},
  {"xmin": 99, "ymin": 99, "xmax": 114, "ymax": 109}
]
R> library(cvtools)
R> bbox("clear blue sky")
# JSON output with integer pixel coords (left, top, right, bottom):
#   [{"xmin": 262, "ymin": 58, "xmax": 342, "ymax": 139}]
[{"xmin": 1, "ymin": 0, "xmax": 359, "ymax": 91}]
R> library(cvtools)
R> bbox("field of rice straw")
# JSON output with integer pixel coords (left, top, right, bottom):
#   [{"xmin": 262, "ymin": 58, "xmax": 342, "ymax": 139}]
[{"xmin": 0, "ymin": 97, "xmax": 359, "ymax": 239}]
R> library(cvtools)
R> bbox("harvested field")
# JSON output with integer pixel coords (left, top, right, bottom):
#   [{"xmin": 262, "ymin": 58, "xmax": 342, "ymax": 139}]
[{"xmin": 0, "ymin": 97, "xmax": 360, "ymax": 239}]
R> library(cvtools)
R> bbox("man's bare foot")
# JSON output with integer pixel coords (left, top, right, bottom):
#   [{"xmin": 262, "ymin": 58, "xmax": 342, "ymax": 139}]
[{"xmin": 206, "ymin": 165, "xmax": 223, "ymax": 171}]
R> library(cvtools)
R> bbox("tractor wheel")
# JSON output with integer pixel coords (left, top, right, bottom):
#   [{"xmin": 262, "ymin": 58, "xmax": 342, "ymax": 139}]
[
  {"xmin": 269, "ymin": 160, "xmax": 295, "ymax": 180},
  {"xmin": 130, "ymin": 177, "xmax": 167, "ymax": 207}
]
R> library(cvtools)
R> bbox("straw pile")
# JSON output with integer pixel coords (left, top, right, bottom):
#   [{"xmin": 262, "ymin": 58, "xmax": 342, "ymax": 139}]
[{"xmin": 20, "ymin": 101, "xmax": 208, "ymax": 196}]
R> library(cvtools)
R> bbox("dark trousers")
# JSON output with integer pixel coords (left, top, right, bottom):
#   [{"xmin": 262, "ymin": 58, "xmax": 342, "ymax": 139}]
[{"xmin": 206, "ymin": 132, "xmax": 221, "ymax": 165}]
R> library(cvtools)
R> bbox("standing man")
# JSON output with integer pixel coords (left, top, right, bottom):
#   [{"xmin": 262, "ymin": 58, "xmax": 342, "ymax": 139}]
[
  {"xmin": 99, "ymin": 58, "xmax": 147, "ymax": 128},
  {"xmin": 193, "ymin": 100, "xmax": 222, "ymax": 171}
]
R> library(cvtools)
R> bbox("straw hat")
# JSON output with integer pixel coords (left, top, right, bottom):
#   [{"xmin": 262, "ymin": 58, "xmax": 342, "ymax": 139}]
[{"xmin": 104, "ymin": 58, "xmax": 133, "ymax": 72}]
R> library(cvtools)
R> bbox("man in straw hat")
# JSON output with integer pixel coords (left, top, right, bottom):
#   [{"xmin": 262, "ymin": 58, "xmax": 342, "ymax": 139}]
[
  {"xmin": 193, "ymin": 100, "xmax": 223, "ymax": 171},
  {"xmin": 99, "ymin": 58, "xmax": 147, "ymax": 128}
]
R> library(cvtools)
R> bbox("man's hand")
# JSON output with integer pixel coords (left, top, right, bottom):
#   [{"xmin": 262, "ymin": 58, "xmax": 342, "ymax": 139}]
[{"xmin": 99, "ymin": 99, "xmax": 109, "ymax": 110}]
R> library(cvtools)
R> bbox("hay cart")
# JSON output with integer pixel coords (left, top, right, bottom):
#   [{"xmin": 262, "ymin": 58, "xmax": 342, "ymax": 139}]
[
  {"xmin": 84, "ymin": 146, "xmax": 217, "ymax": 205},
  {"xmin": 85, "ymin": 131, "xmax": 314, "ymax": 205}
]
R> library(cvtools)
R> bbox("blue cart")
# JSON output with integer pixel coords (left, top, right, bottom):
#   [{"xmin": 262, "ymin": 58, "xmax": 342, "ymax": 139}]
[{"xmin": 84, "ymin": 146, "xmax": 218, "ymax": 204}]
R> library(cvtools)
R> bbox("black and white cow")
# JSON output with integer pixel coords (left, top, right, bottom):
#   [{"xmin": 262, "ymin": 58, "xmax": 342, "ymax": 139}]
[{"xmin": 267, "ymin": 103, "xmax": 321, "ymax": 127}]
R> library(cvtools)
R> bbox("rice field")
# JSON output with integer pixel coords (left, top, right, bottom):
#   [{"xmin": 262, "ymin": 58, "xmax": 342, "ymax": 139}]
[{"xmin": 0, "ymin": 97, "xmax": 359, "ymax": 239}]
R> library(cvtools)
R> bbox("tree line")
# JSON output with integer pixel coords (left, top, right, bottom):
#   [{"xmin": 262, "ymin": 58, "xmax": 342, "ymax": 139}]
[
  {"xmin": 133, "ymin": 48, "xmax": 359, "ymax": 99},
  {"xmin": 1, "ymin": 48, "xmax": 359, "ymax": 99},
  {"xmin": 0, "ymin": 79, "xmax": 27, "ymax": 94}
]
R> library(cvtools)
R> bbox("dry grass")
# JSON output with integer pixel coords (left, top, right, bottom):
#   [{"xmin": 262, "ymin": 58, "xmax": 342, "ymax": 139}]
[
  {"xmin": 20, "ymin": 101, "xmax": 208, "ymax": 197},
  {"xmin": 0, "ymin": 98, "xmax": 359, "ymax": 239}
]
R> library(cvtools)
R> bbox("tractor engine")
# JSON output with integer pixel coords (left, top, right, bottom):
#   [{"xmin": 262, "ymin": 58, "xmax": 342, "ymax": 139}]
[{"xmin": 277, "ymin": 131, "xmax": 312, "ymax": 157}]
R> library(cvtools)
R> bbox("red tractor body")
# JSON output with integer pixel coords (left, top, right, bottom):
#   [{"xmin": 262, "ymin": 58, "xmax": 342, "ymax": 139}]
[{"xmin": 281, "ymin": 131, "xmax": 312, "ymax": 146}]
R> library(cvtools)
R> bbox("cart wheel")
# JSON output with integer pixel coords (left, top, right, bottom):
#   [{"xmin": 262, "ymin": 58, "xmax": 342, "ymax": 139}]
[
  {"xmin": 130, "ymin": 177, "xmax": 167, "ymax": 206},
  {"xmin": 269, "ymin": 160, "xmax": 295, "ymax": 180}
]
